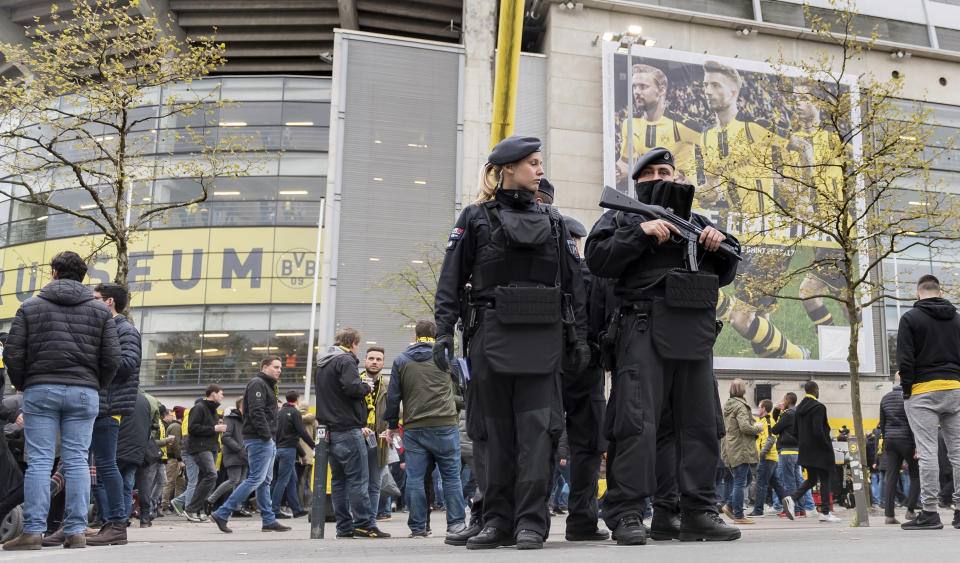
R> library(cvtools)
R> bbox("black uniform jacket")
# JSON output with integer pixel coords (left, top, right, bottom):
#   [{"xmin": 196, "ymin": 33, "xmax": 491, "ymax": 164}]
[
  {"xmin": 434, "ymin": 188, "xmax": 588, "ymax": 342},
  {"xmin": 584, "ymin": 209, "xmax": 738, "ymax": 295}
]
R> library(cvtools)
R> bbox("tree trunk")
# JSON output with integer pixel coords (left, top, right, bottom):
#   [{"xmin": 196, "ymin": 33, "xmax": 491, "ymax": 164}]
[
  {"xmin": 846, "ymin": 300, "xmax": 872, "ymax": 526},
  {"xmin": 113, "ymin": 237, "xmax": 131, "ymax": 315}
]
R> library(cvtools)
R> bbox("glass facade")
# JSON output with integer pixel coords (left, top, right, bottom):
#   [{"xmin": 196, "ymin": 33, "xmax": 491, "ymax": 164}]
[
  {"xmin": 0, "ymin": 76, "xmax": 331, "ymax": 387},
  {"xmin": 883, "ymin": 101, "xmax": 960, "ymax": 374}
]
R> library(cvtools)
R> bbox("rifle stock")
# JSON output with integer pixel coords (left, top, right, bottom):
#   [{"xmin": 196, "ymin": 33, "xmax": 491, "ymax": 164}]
[{"xmin": 598, "ymin": 186, "xmax": 742, "ymax": 261}]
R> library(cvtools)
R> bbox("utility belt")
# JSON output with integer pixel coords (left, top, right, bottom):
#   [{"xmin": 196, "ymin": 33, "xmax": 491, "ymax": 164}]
[
  {"xmin": 601, "ymin": 270, "xmax": 721, "ymax": 367},
  {"xmin": 467, "ymin": 285, "xmax": 569, "ymax": 377}
]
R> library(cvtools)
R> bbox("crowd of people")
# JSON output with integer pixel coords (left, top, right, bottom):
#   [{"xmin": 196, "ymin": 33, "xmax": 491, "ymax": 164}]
[
  {"xmin": 4, "ymin": 138, "xmax": 960, "ymax": 553},
  {"xmin": 716, "ymin": 272, "xmax": 960, "ymax": 530}
]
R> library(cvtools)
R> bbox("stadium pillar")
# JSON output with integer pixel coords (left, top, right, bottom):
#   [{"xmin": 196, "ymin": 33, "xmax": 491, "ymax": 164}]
[{"xmin": 489, "ymin": 0, "xmax": 524, "ymax": 148}]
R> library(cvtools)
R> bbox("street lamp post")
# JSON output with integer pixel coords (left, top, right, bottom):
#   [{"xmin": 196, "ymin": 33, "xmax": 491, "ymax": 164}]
[{"xmin": 600, "ymin": 26, "xmax": 655, "ymax": 185}]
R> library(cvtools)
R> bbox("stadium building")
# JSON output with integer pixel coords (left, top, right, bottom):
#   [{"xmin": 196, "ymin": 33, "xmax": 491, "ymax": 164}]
[{"xmin": 2, "ymin": 0, "xmax": 959, "ymax": 422}]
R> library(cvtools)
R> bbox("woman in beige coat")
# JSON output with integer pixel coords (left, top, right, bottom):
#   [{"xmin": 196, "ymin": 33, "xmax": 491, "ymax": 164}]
[{"xmin": 720, "ymin": 379, "xmax": 763, "ymax": 524}]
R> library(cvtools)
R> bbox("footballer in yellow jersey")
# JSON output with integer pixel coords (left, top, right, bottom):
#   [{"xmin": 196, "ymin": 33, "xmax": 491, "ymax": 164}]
[
  {"xmin": 789, "ymin": 91, "xmax": 851, "ymax": 327},
  {"xmin": 699, "ymin": 60, "xmax": 808, "ymax": 360},
  {"xmin": 615, "ymin": 64, "xmax": 703, "ymax": 183}
]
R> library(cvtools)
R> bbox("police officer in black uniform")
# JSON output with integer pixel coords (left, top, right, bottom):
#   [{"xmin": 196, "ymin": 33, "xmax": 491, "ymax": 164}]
[
  {"xmin": 585, "ymin": 147, "xmax": 741, "ymax": 545},
  {"xmin": 433, "ymin": 136, "xmax": 589, "ymax": 550},
  {"xmin": 558, "ymin": 214, "xmax": 610, "ymax": 542}
]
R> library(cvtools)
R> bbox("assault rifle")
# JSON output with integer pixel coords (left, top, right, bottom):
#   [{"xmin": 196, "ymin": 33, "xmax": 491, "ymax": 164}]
[{"xmin": 598, "ymin": 185, "xmax": 742, "ymax": 270}]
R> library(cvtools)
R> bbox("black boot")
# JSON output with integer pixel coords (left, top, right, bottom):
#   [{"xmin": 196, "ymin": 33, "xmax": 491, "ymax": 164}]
[
  {"xmin": 465, "ymin": 526, "xmax": 513, "ymax": 550},
  {"xmin": 612, "ymin": 514, "xmax": 647, "ymax": 546},
  {"xmin": 679, "ymin": 511, "xmax": 741, "ymax": 542},
  {"xmin": 444, "ymin": 522, "xmax": 482, "ymax": 546},
  {"xmin": 650, "ymin": 511, "xmax": 681, "ymax": 541},
  {"xmin": 902, "ymin": 510, "xmax": 943, "ymax": 530},
  {"xmin": 516, "ymin": 529, "xmax": 544, "ymax": 550},
  {"xmin": 954, "ymin": 510, "xmax": 960, "ymax": 529}
]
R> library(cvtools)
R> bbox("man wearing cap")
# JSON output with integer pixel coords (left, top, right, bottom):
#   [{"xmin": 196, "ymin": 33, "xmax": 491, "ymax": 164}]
[
  {"xmin": 434, "ymin": 135, "xmax": 589, "ymax": 550},
  {"xmin": 586, "ymin": 146, "xmax": 742, "ymax": 545},
  {"xmin": 558, "ymin": 214, "xmax": 610, "ymax": 542}
]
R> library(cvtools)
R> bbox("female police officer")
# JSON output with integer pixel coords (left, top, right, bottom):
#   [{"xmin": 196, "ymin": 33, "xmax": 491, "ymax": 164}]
[{"xmin": 433, "ymin": 136, "xmax": 589, "ymax": 550}]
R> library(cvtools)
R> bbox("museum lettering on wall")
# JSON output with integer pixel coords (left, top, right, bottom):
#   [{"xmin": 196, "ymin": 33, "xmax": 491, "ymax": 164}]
[{"xmin": 0, "ymin": 227, "xmax": 321, "ymax": 317}]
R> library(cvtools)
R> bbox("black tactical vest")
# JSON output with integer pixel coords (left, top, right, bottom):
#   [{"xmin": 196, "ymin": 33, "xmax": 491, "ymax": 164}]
[{"xmin": 470, "ymin": 200, "xmax": 559, "ymax": 293}]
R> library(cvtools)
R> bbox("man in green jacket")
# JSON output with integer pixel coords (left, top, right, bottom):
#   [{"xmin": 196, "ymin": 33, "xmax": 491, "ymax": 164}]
[{"xmin": 384, "ymin": 320, "xmax": 465, "ymax": 543}]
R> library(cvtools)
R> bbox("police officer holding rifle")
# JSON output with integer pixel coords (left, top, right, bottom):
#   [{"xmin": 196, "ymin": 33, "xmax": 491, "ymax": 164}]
[
  {"xmin": 433, "ymin": 136, "xmax": 589, "ymax": 550},
  {"xmin": 586, "ymin": 147, "xmax": 742, "ymax": 545}
]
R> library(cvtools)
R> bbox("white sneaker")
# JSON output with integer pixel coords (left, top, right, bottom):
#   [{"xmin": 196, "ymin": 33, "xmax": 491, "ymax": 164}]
[
  {"xmin": 819, "ymin": 513, "xmax": 841, "ymax": 523},
  {"xmin": 782, "ymin": 497, "xmax": 796, "ymax": 520}
]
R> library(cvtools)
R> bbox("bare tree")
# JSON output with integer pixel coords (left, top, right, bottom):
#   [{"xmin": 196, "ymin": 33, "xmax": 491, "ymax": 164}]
[
  {"xmin": 0, "ymin": 0, "xmax": 262, "ymax": 292},
  {"xmin": 376, "ymin": 241, "xmax": 446, "ymax": 326}
]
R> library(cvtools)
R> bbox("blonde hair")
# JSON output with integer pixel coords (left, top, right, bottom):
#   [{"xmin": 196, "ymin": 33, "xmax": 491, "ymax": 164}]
[
  {"xmin": 475, "ymin": 163, "xmax": 502, "ymax": 204},
  {"xmin": 729, "ymin": 378, "xmax": 747, "ymax": 398}
]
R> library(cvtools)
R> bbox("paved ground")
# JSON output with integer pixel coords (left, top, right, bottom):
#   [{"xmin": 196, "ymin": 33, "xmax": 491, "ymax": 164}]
[{"xmin": 3, "ymin": 506, "xmax": 960, "ymax": 562}]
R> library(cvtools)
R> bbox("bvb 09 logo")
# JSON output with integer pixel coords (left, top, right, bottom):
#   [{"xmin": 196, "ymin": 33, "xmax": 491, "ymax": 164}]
[{"xmin": 276, "ymin": 248, "xmax": 317, "ymax": 289}]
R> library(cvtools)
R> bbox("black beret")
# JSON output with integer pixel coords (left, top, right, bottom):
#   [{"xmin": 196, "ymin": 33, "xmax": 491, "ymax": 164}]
[
  {"xmin": 631, "ymin": 146, "xmax": 675, "ymax": 180},
  {"xmin": 537, "ymin": 177, "xmax": 555, "ymax": 200},
  {"xmin": 488, "ymin": 135, "xmax": 542, "ymax": 165},
  {"xmin": 563, "ymin": 215, "xmax": 587, "ymax": 238}
]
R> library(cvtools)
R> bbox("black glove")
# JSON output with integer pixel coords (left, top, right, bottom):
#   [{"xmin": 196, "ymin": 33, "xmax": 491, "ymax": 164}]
[
  {"xmin": 574, "ymin": 341, "xmax": 591, "ymax": 373},
  {"xmin": 433, "ymin": 335, "xmax": 455, "ymax": 372}
]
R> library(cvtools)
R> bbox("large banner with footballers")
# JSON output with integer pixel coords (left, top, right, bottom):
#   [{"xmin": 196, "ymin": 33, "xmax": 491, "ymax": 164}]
[{"xmin": 601, "ymin": 43, "xmax": 875, "ymax": 373}]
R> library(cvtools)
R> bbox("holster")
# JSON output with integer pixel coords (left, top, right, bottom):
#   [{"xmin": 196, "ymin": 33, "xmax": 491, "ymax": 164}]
[{"xmin": 599, "ymin": 310, "xmax": 622, "ymax": 372}]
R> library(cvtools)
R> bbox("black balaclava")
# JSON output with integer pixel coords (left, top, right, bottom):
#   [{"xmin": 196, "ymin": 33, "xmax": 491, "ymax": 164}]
[{"xmin": 634, "ymin": 179, "xmax": 695, "ymax": 220}]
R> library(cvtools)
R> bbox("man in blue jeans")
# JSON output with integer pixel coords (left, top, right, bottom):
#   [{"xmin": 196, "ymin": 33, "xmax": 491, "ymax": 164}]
[
  {"xmin": 2, "ymin": 251, "xmax": 120, "ymax": 551},
  {"xmin": 749, "ymin": 400, "xmax": 794, "ymax": 519},
  {"xmin": 316, "ymin": 328, "xmax": 389, "ymax": 538},
  {"xmin": 771, "ymin": 392, "xmax": 813, "ymax": 516},
  {"xmin": 210, "ymin": 356, "xmax": 290, "ymax": 533},
  {"xmin": 385, "ymin": 320, "xmax": 466, "ymax": 541},
  {"xmin": 76, "ymin": 282, "xmax": 141, "ymax": 547}
]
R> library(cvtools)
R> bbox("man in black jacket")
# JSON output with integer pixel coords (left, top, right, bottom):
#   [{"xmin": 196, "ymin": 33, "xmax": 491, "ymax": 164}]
[
  {"xmin": 879, "ymin": 378, "xmax": 919, "ymax": 524},
  {"xmin": 86, "ymin": 283, "xmax": 141, "ymax": 546},
  {"xmin": 2, "ymin": 251, "xmax": 120, "ymax": 552},
  {"xmin": 272, "ymin": 390, "xmax": 315, "ymax": 518},
  {"xmin": 316, "ymin": 328, "xmax": 389, "ymax": 538},
  {"xmin": 211, "ymin": 356, "xmax": 290, "ymax": 533},
  {"xmin": 771, "ymin": 392, "xmax": 810, "ymax": 517},
  {"xmin": 115, "ymin": 393, "xmax": 152, "ymax": 523},
  {"xmin": 897, "ymin": 274, "xmax": 960, "ymax": 530},
  {"xmin": 787, "ymin": 381, "xmax": 839, "ymax": 522},
  {"xmin": 185, "ymin": 384, "xmax": 226, "ymax": 521}
]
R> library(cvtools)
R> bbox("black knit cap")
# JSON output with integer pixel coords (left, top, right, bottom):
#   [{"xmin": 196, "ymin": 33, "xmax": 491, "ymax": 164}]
[
  {"xmin": 631, "ymin": 146, "xmax": 675, "ymax": 180},
  {"xmin": 488, "ymin": 135, "xmax": 542, "ymax": 165}
]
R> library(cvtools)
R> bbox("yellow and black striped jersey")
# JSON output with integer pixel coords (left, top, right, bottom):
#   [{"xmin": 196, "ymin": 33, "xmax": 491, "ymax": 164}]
[
  {"xmin": 696, "ymin": 118, "xmax": 787, "ymax": 234},
  {"xmin": 619, "ymin": 112, "xmax": 702, "ymax": 180}
]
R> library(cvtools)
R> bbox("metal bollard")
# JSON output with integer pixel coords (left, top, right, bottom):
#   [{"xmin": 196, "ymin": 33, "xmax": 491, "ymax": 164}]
[{"xmin": 310, "ymin": 424, "xmax": 329, "ymax": 539}]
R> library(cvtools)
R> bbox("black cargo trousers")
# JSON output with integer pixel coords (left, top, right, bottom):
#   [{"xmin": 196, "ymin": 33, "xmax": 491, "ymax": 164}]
[
  {"xmin": 465, "ymin": 316, "xmax": 563, "ymax": 538},
  {"xmin": 601, "ymin": 304, "xmax": 721, "ymax": 529},
  {"xmin": 560, "ymin": 362, "xmax": 606, "ymax": 534}
]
